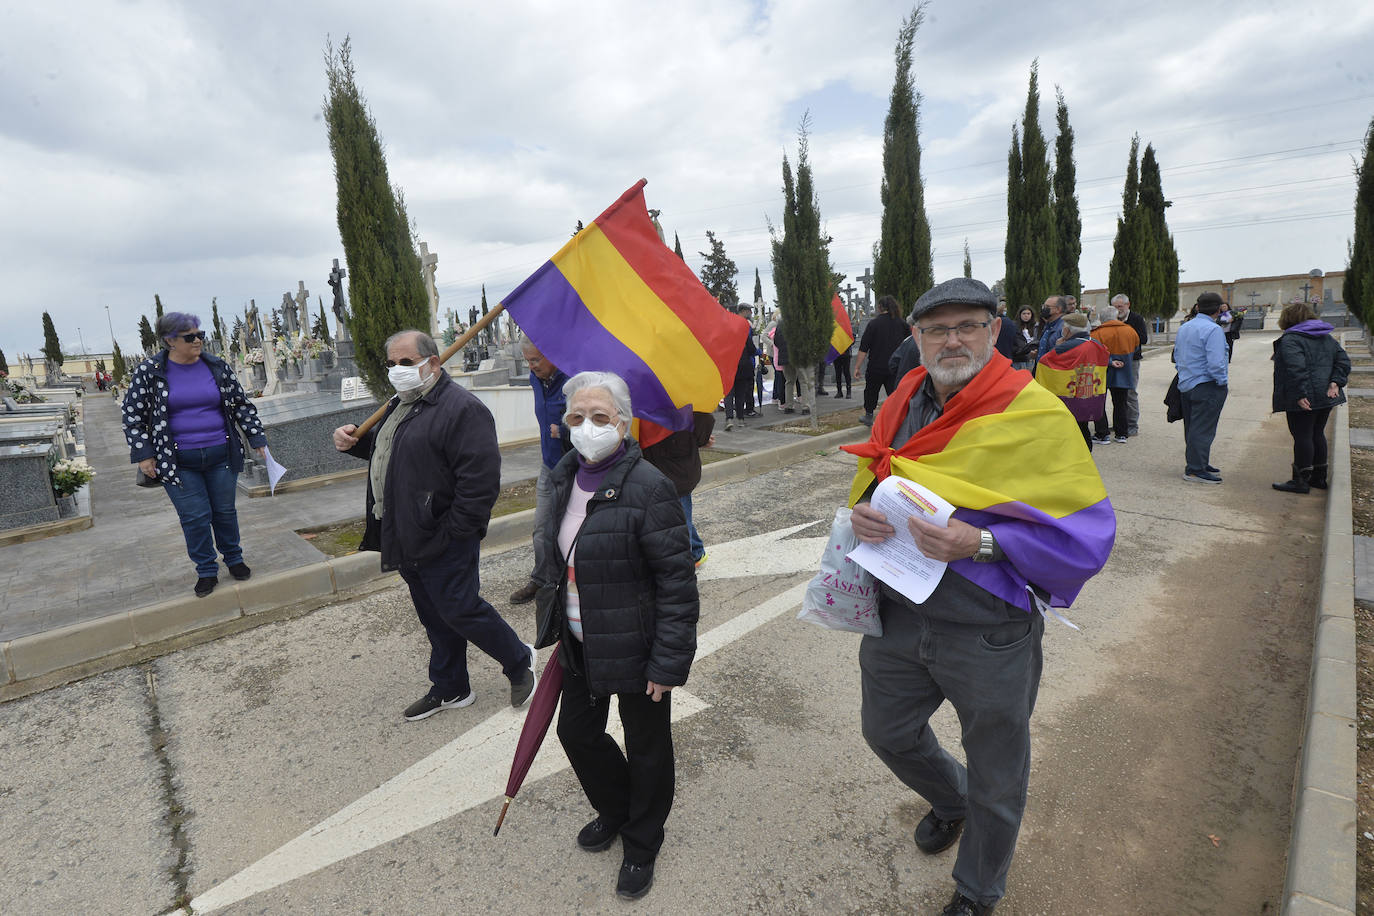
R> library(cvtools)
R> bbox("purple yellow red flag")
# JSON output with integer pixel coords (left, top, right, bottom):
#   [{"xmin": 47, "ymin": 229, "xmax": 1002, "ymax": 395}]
[
  {"xmin": 500, "ymin": 180, "xmax": 750, "ymax": 431},
  {"xmin": 825, "ymin": 294, "xmax": 855, "ymax": 364},
  {"xmin": 842, "ymin": 352, "xmax": 1114, "ymax": 611},
  {"xmin": 1035, "ymin": 339, "xmax": 1109, "ymax": 423}
]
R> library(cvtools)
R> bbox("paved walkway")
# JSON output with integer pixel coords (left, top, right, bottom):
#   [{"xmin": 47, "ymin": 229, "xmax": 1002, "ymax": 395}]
[{"xmin": 0, "ymin": 378, "xmax": 863, "ymax": 644}]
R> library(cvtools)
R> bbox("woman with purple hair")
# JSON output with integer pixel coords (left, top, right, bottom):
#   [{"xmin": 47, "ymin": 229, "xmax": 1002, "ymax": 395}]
[{"xmin": 122, "ymin": 311, "xmax": 269, "ymax": 597}]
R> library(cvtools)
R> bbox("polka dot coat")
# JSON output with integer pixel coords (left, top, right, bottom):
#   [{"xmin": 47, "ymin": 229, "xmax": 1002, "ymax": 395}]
[{"xmin": 121, "ymin": 350, "xmax": 267, "ymax": 487}]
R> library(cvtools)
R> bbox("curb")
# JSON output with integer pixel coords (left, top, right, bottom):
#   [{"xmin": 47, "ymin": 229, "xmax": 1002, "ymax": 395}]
[
  {"xmin": 1281, "ymin": 401, "xmax": 1357, "ymax": 915},
  {"xmin": 0, "ymin": 425, "xmax": 867, "ymax": 700}
]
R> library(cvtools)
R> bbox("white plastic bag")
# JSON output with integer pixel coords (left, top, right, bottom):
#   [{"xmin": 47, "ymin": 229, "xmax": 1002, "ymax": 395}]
[{"xmin": 797, "ymin": 507, "xmax": 882, "ymax": 636}]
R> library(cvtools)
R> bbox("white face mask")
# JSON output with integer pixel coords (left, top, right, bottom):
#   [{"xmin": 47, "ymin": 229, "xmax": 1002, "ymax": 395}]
[
  {"xmin": 388, "ymin": 362, "xmax": 428, "ymax": 393},
  {"xmin": 569, "ymin": 420, "xmax": 623, "ymax": 463}
]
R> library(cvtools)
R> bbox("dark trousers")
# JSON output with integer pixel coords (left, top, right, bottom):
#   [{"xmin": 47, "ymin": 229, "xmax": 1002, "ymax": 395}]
[
  {"xmin": 398, "ymin": 537, "xmax": 527, "ymax": 698},
  {"xmin": 1180, "ymin": 381, "xmax": 1228, "ymax": 474},
  {"xmin": 725, "ymin": 373, "xmax": 753, "ymax": 418},
  {"xmin": 815, "ymin": 362, "xmax": 828, "ymax": 394},
  {"xmin": 860, "ymin": 600, "xmax": 1044, "ymax": 906},
  {"xmin": 163, "ymin": 442, "xmax": 243, "ymax": 578},
  {"xmin": 772, "ymin": 368, "xmax": 787, "ymax": 404},
  {"xmin": 863, "ymin": 371, "xmax": 895, "ymax": 414},
  {"xmin": 557, "ymin": 637, "xmax": 675, "ymax": 864},
  {"xmin": 1287, "ymin": 407, "xmax": 1333, "ymax": 469},
  {"xmin": 755, "ymin": 363, "xmax": 766, "ymax": 406},
  {"xmin": 1093, "ymin": 388, "xmax": 1129, "ymax": 439},
  {"xmin": 833, "ymin": 354, "xmax": 852, "ymax": 396}
]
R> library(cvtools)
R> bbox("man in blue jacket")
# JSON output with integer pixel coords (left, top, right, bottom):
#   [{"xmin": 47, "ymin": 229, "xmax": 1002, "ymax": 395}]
[
  {"xmin": 1174, "ymin": 293, "xmax": 1229, "ymax": 484},
  {"xmin": 510, "ymin": 338, "xmax": 570, "ymax": 604},
  {"xmin": 1035, "ymin": 295, "xmax": 1067, "ymax": 362}
]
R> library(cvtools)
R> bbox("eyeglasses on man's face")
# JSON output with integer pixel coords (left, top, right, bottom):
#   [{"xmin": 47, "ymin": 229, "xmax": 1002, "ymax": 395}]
[
  {"xmin": 917, "ymin": 320, "xmax": 992, "ymax": 342},
  {"xmin": 384, "ymin": 356, "xmax": 428, "ymax": 368},
  {"xmin": 564, "ymin": 410, "xmax": 619, "ymax": 428},
  {"xmin": 178, "ymin": 331, "xmax": 206, "ymax": 343}
]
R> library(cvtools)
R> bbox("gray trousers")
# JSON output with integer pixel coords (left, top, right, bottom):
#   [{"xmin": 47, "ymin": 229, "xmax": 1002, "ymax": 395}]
[
  {"xmin": 860, "ymin": 600, "xmax": 1044, "ymax": 906},
  {"xmin": 783, "ymin": 363, "xmax": 815, "ymax": 414},
  {"xmin": 1125, "ymin": 358, "xmax": 1141, "ymax": 434},
  {"xmin": 531, "ymin": 465, "xmax": 555, "ymax": 574}
]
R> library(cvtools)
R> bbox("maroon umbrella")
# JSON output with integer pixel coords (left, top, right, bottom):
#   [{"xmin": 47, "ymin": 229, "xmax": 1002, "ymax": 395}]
[{"xmin": 493, "ymin": 642, "xmax": 564, "ymax": 835}]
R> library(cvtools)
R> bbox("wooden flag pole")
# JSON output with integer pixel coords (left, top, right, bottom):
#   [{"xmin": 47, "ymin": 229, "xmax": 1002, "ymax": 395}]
[{"xmin": 351, "ymin": 303, "xmax": 507, "ymax": 438}]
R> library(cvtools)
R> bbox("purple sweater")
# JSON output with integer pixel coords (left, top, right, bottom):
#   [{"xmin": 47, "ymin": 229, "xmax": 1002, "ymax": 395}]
[{"xmin": 166, "ymin": 359, "xmax": 228, "ymax": 449}]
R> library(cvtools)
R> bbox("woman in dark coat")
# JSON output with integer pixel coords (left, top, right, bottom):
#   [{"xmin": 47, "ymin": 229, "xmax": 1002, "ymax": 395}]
[
  {"xmin": 1271, "ymin": 301, "xmax": 1350, "ymax": 493},
  {"xmin": 533, "ymin": 370, "xmax": 699, "ymax": 901}
]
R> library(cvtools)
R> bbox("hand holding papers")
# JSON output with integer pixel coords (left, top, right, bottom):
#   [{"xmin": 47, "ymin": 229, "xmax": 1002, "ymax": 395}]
[{"xmin": 846, "ymin": 477, "xmax": 955, "ymax": 604}]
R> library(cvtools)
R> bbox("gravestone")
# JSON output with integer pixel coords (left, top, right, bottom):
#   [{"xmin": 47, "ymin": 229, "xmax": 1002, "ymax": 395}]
[
  {"xmin": 0, "ymin": 441, "xmax": 61, "ymax": 530},
  {"xmin": 295, "ymin": 281, "xmax": 310, "ymax": 341},
  {"xmin": 281, "ymin": 292, "xmax": 299, "ymax": 340},
  {"xmin": 238, "ymin": 390, "xmax": 381, "ymax": 493},
  {"xmin": 420, "ymin": 242, "xmax": 440, "ymax": 338},
  {"xmin": 327, "ymin": 259, "xmax": 356, "ymax": 377}
]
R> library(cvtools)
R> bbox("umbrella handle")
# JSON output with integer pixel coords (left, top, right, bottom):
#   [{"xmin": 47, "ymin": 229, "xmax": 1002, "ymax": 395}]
[{"xmin": 492, "ymin": 796, "xmax": 513, "ymax": 836}]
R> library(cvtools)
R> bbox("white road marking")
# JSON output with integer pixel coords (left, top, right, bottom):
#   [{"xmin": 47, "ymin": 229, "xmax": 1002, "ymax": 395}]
[{"xmin": 186, "ymin": 521, "xmax": 823, "ymax": 914}]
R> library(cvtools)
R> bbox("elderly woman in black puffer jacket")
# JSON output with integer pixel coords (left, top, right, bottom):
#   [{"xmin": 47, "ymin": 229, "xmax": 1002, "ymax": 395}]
[
  {"xmin": 1271, "ymin": 301, "xmax": 1350, "ymax": 493},
  {"xmin": 532, "ymin": 370, "xmax": 699, "ymax": 903}
]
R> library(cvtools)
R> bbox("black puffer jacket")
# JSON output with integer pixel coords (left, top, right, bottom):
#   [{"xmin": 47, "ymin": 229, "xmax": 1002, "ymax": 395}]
[
  {"xmin": 1271, "ymin": 321, "xmax": 1350, "ymax": 413},
  {"xmin": 533, "ymin": 440, "xmax": 699, "ymax": 696}
]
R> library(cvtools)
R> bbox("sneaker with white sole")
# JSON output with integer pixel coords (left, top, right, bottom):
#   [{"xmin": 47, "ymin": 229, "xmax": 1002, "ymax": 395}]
[
  {"xmin": 1183, "ymin": 469, "xmax": 1223, "ymax": 484},
  {"xmin": 511, "ymin": 643, "xmax": 537, "ymax": 708},
  {"xmin": 404, "ymin": 689, "xmax": 475, "ymax": 721}
]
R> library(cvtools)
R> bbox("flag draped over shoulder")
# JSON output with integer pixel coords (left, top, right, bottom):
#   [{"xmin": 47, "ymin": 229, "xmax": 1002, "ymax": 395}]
[
  {"xmin": 1035, "ymin": 338, "xmax": 1109, "ymax": 422},
  {"xmin": 501, "ymin": 179, "xmax": 750, "ymax": 431},
  {"xmin": 841, "ymin": 352, "xmax": 1115, "ymax": 610},
  {"xmin": 825, "ymin": 294, "xmax": 854, "ymax": 364}
]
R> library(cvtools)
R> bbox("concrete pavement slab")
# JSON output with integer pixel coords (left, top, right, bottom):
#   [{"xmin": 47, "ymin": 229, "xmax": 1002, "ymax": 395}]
[
  {"xmin": 1298, "ymin": 711, "xmax": 1357, "ymax": 799},
  {"xmin": 1285, "ymin": 787, "xmax": 1357, "ymax": 912},
  {"xmin": 7, "ymin": 612, "xmax": 137, "ymax": 681},
  {"xmin": 130, "ymin": 588, "xmax": 242, "ymax": 645},
  {"xmin": 235, "ymin": 564, "xmax": 336, "ymax": 617}
]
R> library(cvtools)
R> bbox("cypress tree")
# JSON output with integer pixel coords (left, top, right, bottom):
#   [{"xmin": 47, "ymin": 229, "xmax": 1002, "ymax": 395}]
[
  {"xmin": 1004, "ymin": 124, "xmax": 1024, "ymax": 304},
  {"xmin": 1108, "ymin": 136, "xmax": 1164, "ymax": 317},
  {"xmin": 1005, "ymin": 61, "xmax": 1058, "ymax": 308},
  {"xmin": 323, "ymin": 36, "xmax": 429, "ymax": 398},
  {"xmin": 873, "ymin": 4, "xmax": 934, "ymax": 309},
  {"xmin": 771, "ymin": 118, "xmax": 833, "ymax": 427},
  {"xmin": 112, "ymin": 342, "xmax": 127, "ymax": 385},
  {"xmin": 211, "ymin": 298, "xmax": 223, "ymax": 346},
  {"xmin": 270, "ymin": 308, "xmax": 283, "ymax": 339},
  {"xmin": 1052, "ymin": 87, "xmax": 1082, "ymax": 300},
  {"xmin": 138, "ymin": 315, "xmax": 156, "ymax": 354},
  {"xmin": 1345, "ymin": 116, "xmax": 1374, "ymax": 326},
  {"xmin": 315, "ymin": 300, "xmax": 332, "ymax": 343},
  {"xmin": 0, "ymin": 348, "xmax": 8, "ymax": 374},
  {"xmin": 154, "ymin": 294, "xmax": 164, "ymax": 321},
  {"xmin": 963, "ymin": 239, "xmax": 973, "ymax": 278},
  {"xmin": 41, "ymin": 312, "xmax": 64, "ymax": 367},
  {"xmin": 698, "ymin": 231, "xmax": 739, "ymax": 306},
  {"xmin": 673, "ymin": 232, "xmax": 684, "ymax": 260},
  {"xmin": 231, "ymin": 317, "xmax": 245, "ymax": 359},
  {"xmin": 1139, "ymin": 143, "xmax": 1179, "ymax": 317},
  {"xmin": 753, "ymin": 267, "xmax": 763, "ymax": 304}
]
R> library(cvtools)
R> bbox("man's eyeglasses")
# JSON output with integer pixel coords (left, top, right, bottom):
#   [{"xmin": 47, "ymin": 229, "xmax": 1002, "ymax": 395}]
[
  {"xmin": 917, "ymin": 320, "xmax": 992, "ymax": 342},
  {"xmin": 384, "ymin": 357, "xmax": 427, "ymax": 368},
  {"xmin": 179, "ymin": 331, "xmax": 207, "ymax": 343},
  {"xmin": 564, "ymin": 411, "xmax": 619, "ymax": 428}
]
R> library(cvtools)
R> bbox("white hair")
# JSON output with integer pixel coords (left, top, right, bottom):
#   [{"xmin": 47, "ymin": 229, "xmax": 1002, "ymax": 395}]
[
  {"xmin": 1110, "ymin": 294, "xmax": 1130, "ymax": 308},
  {"xmin": 563, "ymin": 370, "xmax": 633, "ymax": 420},
  {"xmin": 1098, "ymin": 305, "xmax": 1119, "ymax": 324}
]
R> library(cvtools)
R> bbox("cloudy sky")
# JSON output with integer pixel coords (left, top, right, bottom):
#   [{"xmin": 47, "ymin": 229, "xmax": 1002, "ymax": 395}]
[{"xmin": 2, "ymin": 0, "xmax": 1372, "ymax": 361}]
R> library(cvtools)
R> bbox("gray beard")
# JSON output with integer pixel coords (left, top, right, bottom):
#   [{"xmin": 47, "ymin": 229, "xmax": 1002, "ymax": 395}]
[{"xmin": 924, "ymin": 337, "xmax": 996, "ymax": 388}]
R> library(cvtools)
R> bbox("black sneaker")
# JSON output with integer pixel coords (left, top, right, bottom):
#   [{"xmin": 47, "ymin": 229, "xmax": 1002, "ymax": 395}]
[
  {"xmin": 914, "ymin": 809, "xmax": 965, "ymax": 854},
  {"xmin": 403, "ymin": 689, "xmax": 474, "ymax": 721},
  {"xmin": 941, "ymin": 890, "xmax": 994, "ymax": 915},
  {"xmin": 194, "ymin": 576, "xmax": 218, "ymax": 598},
  {"xmin": 577, "ymin": 817, "xmax": 620, "ymax": 852},
  {"xmin": 228, "ymin": 563, "xmax": 252, "ymax": 581},
  {"xmin": 509, "ymin": 580, "xmax": 539, "ymax": 604},
  {"xmin": 511, "ymin": 643, "xmax": 537, "ymax": 708},
  {"xmin": 743, "ymin": 410, "xmax": 759, "ymax": 418},
  {"xmin": 860, "ymin": 413, "xmax": 875, "ymax": 427},
  {"xmin": 615, "ymin": 858, "xmax": 655, "ymax": 900}
]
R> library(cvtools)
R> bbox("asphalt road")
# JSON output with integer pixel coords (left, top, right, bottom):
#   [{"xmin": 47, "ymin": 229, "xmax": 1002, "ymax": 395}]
[{"xmin": 0, "ymin": 331, "xmax": 1324, "ymax": 914}]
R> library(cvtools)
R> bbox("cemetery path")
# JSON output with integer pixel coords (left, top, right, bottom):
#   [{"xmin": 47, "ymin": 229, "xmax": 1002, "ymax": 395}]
[{"xmin": 0, "ymin": 330, "xmax": 1330, "ymax": 914}]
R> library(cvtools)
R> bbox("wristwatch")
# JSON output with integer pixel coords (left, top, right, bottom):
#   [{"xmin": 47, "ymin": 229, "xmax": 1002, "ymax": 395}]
[{"xmin": 972, "ymin": 528, "xmax": 996, "ymax": 563}]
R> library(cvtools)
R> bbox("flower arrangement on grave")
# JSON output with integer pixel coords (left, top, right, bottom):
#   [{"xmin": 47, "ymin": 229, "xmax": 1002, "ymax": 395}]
[
  {"xmin": 295, "ymin": 337, "xmax": 331, "ymax": 359},
  {"xmin": 50, "ymin": 456, "xmax": 96, "ymax": 497},
  {"xmin": 245, "ymin": 348, "xmax": 265, "ymax": 366},
  {"xmin": 2, "ymin": 374, "xmax": 44, "ymax": 403}
]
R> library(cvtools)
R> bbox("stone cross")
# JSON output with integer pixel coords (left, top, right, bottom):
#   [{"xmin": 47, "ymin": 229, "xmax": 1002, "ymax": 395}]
[
  {"xmin": 295, "ymin": 281, "xmax": 310, "ymax": 338},
  {"xmin": 419, "ymin": 242, "xmax": 440, "ymax": 337},
  {"xmin": 261, "ymin": 336, "xmax": 282, "ymax": 397},
  {"xmin": 857, "ymin": 268, "xmax": 875, "ymax": 311},
  {"xmin": 328, "ymin": 259, "xmax": 350, "ymax": 342},
  {"xmin": 1299, "ymin": 281, "xmax": 1313, "ymax": 302},
  {"xmin": 246, "ymin": 301, "xmax": 262, "ymax": 347}
]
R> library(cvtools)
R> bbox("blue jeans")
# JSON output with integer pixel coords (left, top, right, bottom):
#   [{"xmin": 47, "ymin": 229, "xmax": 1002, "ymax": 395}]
[
  {"xmin": 679, "ymin": 494, "xmax": 704, "ymax": 561},
  {"xmin": 163, "ymin": 442, "xmax": 243, "ymax": 578},
  {"xmin": 1181, "ymin": 381, "xmax": 1228, "ymax": 474}
]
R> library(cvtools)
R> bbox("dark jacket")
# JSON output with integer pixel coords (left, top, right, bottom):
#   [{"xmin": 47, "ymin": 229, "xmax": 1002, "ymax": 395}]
[
  {"xmin": 735, "ymin": 333, "xmax": 758, "ymax": 385},
  {"xmin": 1037, "ymin": 316, "xmax": 1065, "ymax": 361},
  {"xmin": 122, "ymin": 350, "xmax": 266, "ymax": 487},
  {"xmin": 345, "ymin": 374, "xmax": 501, "ymax": 571},
  {"xmin": 889, "ymin": 334, "xmax": 921, "ymax": 382},
  {"xmin": 1122, "ymin": 310, "xmax": 1149, "ymax": 359},
  {"xmin": 1271, "ymin": 320, "xmax": 1350, "ymax": 413},
  {"xmin": 641, "ymin": 412, "xmax": 715, "ymax": 497},
  {"xmin": 993, "ymin": 314, "xmax": 1019, "ymax": 360},
  {"xmin": 858, "ymin": 313, "xmax": 910, "ymax": 378},
  {"xmin": 531, "ymin": 368, "xmax": 571, "ymax": 470},
  {"xmin": 533, "ymin": 440, "xmax": 699, "ymax": 696}
]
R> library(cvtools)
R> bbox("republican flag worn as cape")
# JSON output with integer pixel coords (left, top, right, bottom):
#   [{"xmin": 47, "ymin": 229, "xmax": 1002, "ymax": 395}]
[
  {"xmin": 825, "ymin": 294, "xmax": 854, "ymax": 364},
  {"xmin": 841, "ymin": 352, "xmax": 1115, "ymax": 611},
  {"xmin": 501, "ymin": 179, "xmax": 750, "ymax": 431},
  {"xmin": 1035, "ymin": 337, "xmax": 1109, "ymax": 422}
]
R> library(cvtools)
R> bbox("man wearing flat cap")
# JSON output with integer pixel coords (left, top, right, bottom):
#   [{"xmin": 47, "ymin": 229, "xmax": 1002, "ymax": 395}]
[{"xmin": 843, "ymin": 277, "xmax": 1115, "ymax": 915}]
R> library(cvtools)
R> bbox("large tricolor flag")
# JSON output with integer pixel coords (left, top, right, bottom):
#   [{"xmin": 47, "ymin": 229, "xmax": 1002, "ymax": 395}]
[
  {"xmin": 824, "ymin": 294, "xmax": 855, "ymax": 364},
  {"xmin": 1035, "ymin": 339, "xmax": 1109, "ymax": 422},
  {"xmin": 501, "ymin": 180, "xmax": 750, "ymax": 431},
  {"xmin": 842, "ymin": 352, "xmax": 1115, "ymax": 610}
]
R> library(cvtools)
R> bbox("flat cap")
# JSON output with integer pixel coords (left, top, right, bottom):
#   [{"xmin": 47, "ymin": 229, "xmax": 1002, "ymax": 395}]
[{"xmin": 909, "ymin": 277, "xmax": 998, "ymax": 322}]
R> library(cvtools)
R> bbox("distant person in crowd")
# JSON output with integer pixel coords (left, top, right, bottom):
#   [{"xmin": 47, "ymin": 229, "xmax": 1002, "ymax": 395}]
[
  {"xmin": 122, "ymin": 312, "xmax": 268, "ymax": 598},
  {"xmin": 1270, "ymin": 302, "xmax": 1350, "ymax": 493},
  {"xmin": 1174, "ymin": 293, "xmax": 1230, "ymax": 484},
  {"xmin": 771, "ymin": 321, "xmax": 791, "ymax": 412},
  {"xmin": 832, "ymin": 339, "xmax": 854, "ymax": 398},
  {"xmin": 1011, "ymin": 306, "xmax": 1039, "ymax": 371},
  {"xmin": 724, "ymin": 304, "xmax": 758, "ymax": 430},
  {"xmin": 332, "ymin": 330, "xmax": 536, "ymax": 720},
  {"xmin": 993, "ymin": 306, "xmax": 1020, "ymax": 360},
  {"xmin": 643, "ymin": 410, "xmax": 715, "ymax": 568},
  {"xmin": 845, "ymin": 277, "xmax": 1114, "ymax": 916},
  {"xmin": 509, "ymin": 338, "xmax": 570, "ymax": 606},
  {"xmin": 889, "ymin": 306, "xmax": 923, "ymax": 383},
  {"xmin": 533, "ymin": 371, "xmax": 699, "ymax": 902},
  {"xmin": 1091, "ymin": 304, "xmax": 1141, "ymax": 444},
  {"xmin": 1042, "ymin": 311, "xmax": 1109, "ymax": 451},
  {"xmin": 754, "ymin": 307, "xmax": 769, "ymax": 408},
  {"xmin": 1036, "ymin": 295, "xmax": 1068, "ymax": 362},
  {"xmin": 1112, "ymin": 294, "xmax": 1149, "ymax": 436},
  {"xmin": 780, "ymin": 307, "xmax": 818, "ymax": 417},
  {"xmin": 1224, "ymin": 303, "xmax": 1247, "ymax": 360},
  {"xmin": 854, "ymin": 294, "xmax": 911, "ymax": 426}
]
